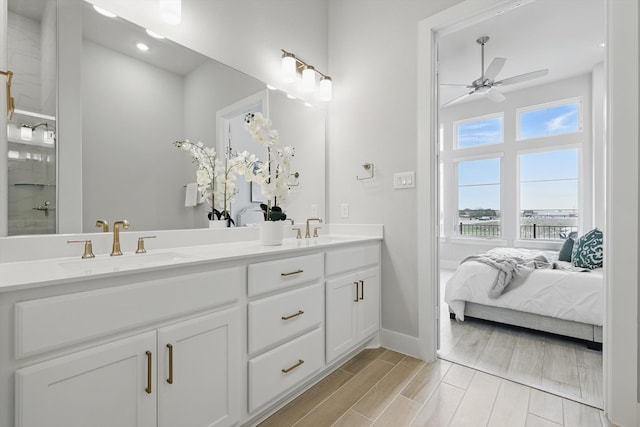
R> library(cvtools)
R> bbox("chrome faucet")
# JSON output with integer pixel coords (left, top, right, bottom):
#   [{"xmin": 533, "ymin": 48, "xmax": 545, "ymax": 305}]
[
  {"xmin": 95, "ymin": 219, "xmax": 109, "ymax": 232},
  {"xmin": 305, "ymin": 218, "xmax": 322, "ymax": 238},
  {"xmin": 111, "ymin": 220, "xmax": 130, "ymax": 256}
]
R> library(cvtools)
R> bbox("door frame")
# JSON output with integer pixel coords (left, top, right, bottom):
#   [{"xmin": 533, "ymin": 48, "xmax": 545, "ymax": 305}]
[{"xmin": 417, "ymin": 0, "xmax": 639, "ymax": 425}]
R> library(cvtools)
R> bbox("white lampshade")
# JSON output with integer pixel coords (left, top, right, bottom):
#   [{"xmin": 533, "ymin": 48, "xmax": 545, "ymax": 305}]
[
  {"xmin": 159, "ymin": 0, "xmax": 181, "ymax": 25},
  {"xmin": 282, "ymin": 53, "xmax": 296, "ymax": 83},
  {"xmin": 20, "ymin": 126, "xmax": 32, "ymax": 141},
  {"xmin": 319, "ymin": 76, "xmax": 332, "ymax": 101},
  {"xmin": 302, "ymin": 66, "xmax": 316, "ymax": 93}
]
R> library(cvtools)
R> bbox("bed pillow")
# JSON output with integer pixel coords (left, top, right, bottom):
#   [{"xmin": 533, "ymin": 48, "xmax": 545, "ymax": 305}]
[
  {"xmin": 571, "ymin": 228, "xmax": 603, "ymax": 269},
  {"xmin": 558, "ymin": 237, "xmax": 575, "ymax": 262}
]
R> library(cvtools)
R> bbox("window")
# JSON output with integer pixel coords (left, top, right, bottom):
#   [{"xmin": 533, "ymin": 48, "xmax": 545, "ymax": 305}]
[
  {"xmin": 518, "ymin": 99, "xmax": 582, "ymax": 140},
  {"xmin": 519, "ymin": 149, "xmax": 579, "ymax": 240},
  {"xmin": 457, "ymin": 157, "xmax": 501, "ymax": 237},
  {"xmin": 455, "ymin": 114, "xmax": 503, "ymax": 148}
]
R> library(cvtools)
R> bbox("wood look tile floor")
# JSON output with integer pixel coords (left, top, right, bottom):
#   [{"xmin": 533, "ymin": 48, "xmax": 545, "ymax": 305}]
[
  {"xmin": 438, "ymin": 269, "xmax": 604, "ymax": 409},
  {"xmin": 258, "ymin": 347, "xmax": 609, "ymax": 427}
]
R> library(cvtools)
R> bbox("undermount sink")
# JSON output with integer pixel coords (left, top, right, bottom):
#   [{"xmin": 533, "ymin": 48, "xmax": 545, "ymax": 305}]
[{"xmin": 58, "ymin": 252, "xmax": 193, "ymax": 273}]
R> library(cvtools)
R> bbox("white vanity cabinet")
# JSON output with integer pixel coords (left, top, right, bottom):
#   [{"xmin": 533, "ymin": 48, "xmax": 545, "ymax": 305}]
[
  {"xmin": 13, "ymin": 267, "xmax": 243, "ymax": 427},
  {"xmin": 325, "ymin": 244, "xmax": 380, "ymax": 363},
  {"xmin": 246, "ymin": 254, "xmax": 325, "ymax": 413}
]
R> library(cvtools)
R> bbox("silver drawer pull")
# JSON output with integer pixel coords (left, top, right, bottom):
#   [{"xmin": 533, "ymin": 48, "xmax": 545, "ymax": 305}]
[
  {"xmin": 281, "ymin": 310, "xmax": 304, "ymax": 320},
  {"xmin": 281, "ymin": 269, "xmax": 304, "ymax": 277},
  {"xmin": 281, "ymin": 359, "xmax": 305, "ymax": 373}
]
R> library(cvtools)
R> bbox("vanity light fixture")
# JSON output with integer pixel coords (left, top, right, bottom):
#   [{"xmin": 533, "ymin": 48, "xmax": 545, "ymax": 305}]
[
  {"xmin": 159, "ymin": 0, "xmax": 181, "ymax": 25},
  {"xmin": 92, "ymin": 5, "xmax": 117, "ymax": 18},
  {"xmin": 136, "ymin": 42, "xmax": 150, "ymax": 52},
  {"xmin": 280, "ymin": 49, "xmax": 332, "ymax": 101},
  {"xmin": 20, "ymin": 125, "xmax": 32, "ymax": 141}
]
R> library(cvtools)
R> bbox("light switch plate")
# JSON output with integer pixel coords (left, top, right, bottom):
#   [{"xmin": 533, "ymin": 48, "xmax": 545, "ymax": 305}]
[
  {"xmin": 340, "ymin": 203, "xmax": 349, "ymax": 218},
  {"xmin": 394, "ymin": 171, "xmax": 415, "ymax": 189}
]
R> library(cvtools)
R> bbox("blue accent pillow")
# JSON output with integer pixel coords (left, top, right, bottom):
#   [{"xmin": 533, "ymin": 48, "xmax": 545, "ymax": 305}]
[
  {"xmin": 558, "ymin": 237, "xmax": 574, "ymax": 262},
  {"xmin": 571, "ymin": 228, "xmax": 603, "ymax": 269}
]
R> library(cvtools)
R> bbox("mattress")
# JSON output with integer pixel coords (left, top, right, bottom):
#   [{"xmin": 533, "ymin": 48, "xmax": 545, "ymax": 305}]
[{"xmin": 445, "ymin": 247, "xmax": 604, "ymax": 326}]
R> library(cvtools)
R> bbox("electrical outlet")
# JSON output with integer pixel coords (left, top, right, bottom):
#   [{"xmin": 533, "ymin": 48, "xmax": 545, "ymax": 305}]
[
  {"xmin": 340, "ymin": 203, "xmax": 349, "ymax": 218},
  {"xmin": 311, "ymin": 204, "xmax": 318, "ymax": 217}
]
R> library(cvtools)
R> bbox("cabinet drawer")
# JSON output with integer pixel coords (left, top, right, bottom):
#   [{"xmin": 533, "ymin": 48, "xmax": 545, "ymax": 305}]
[
  {"xmin": 248, "ymin": 328, "xmax": 323, "ymax": 412},
  {"xmin": 15, "ymin": 267, "xmax": 243, "ymax": 358},
  {"xmin": 248, "ymin": 253, "xmax": 323, "ymax": 297},
  {"xmin": 248, "ymin": 283, "xmax": 323, "ymax": 354},
  {"xmin": 325, "ymin": 244, "xmax": 379, "ymax": 277}
]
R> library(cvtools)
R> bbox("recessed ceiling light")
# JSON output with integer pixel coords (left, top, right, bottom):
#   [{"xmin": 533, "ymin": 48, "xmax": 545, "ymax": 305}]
[
  {"xmin": 93, "ymin": 5, "xmax": 117, "ymax": 18},
  {"xmin": 145, "ymin": 29, "xmax": 165, "ymax": 39},
  {"xmin": 136, "ymin": 42, "xmax": 150, "ymax": 52},
  {"xmin": 598, "ymin": 42, "xmax": 606, "ymax": 48}
]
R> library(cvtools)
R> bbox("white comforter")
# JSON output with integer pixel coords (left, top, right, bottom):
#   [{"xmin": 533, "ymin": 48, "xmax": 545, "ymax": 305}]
[{"xmin": 445, "ymin": 247, "xmax": 604, "ymax": 326}]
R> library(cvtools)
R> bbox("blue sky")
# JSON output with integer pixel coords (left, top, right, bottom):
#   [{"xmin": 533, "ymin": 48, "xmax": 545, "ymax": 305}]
[{"xmin": 457, "ymin": 103, "xmax": 580, "ymax": 212}]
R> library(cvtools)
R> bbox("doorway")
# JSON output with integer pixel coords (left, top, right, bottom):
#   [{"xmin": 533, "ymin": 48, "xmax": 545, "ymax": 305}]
[{"xmin": 417, "ymin": 0, "xmax": 607, "ymax": 411}]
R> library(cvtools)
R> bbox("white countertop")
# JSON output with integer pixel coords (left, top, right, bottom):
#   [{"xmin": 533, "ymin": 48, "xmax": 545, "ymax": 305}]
[{"xmin": 0, "ymin": 227, "xmax": 382, "ymax": 292}]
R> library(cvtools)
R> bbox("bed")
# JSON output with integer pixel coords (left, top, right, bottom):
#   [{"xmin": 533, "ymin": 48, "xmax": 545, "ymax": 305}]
[{"xmin": 445, "ymin": 247, "xmax": 604, "ymax": 349}]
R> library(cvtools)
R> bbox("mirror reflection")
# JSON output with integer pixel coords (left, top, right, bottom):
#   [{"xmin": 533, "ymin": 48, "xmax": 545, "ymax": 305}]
[{"xmin": 5, "ymin": 0, "xmax": 326, "ymax": 235}]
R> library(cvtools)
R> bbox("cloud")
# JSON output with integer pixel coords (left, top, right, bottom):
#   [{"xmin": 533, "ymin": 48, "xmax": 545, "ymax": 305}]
[{"xmin": 546, "ymin": 110, "xmax": 577, "ymax": 131}]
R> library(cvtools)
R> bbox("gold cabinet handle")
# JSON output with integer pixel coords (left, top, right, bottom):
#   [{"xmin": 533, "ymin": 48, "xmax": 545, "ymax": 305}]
[
  {"xmin": 281, "ymin": 359, "xmax": 305, "ymax": 373},
  {"xmin": 354, "ymin": 281, "xmax": 359, "ymax": 302},
  {"xmin": 145, "ymin": 351, "xmax": 152, "ymax": 394},
  {"xmin": 359, "ymin": 280, "xmax": 364, "ymax": 300},
  {"xmin": 281, "ymin": 269, "xmax": 304, "ymax": 277},
  {"xmin": 281, "ymin": 310, "xmax": 304, "ymax": 320},
  {"xmin": 166, "ymin": 344, "xmax": 174, "ymax": 384}
]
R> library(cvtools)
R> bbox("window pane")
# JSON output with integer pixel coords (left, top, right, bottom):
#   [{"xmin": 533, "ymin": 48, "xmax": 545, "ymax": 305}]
[
  {"xmin": 456, "ymin": 116, "xmax": 503, "ymax": 148},
  {"xmin": 458, "ymin": 158, "xmax": 501, "ymax": 237},
  {"xmin": 519, "ymin": 102, "xmax": 580, "ymax": 140},
  {"xmin": 519, "ymin": 149, "xmax": 579, "ymax": 240}
]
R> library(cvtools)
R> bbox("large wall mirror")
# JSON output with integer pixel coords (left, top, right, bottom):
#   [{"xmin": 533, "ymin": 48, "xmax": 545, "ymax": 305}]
[{"xmin": 4, "ymin": 0, "xmax": 326, "ymax": 236}]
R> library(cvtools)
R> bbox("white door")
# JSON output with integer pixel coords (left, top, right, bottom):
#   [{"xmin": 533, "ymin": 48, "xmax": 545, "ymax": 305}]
[
  {"xmin": 157, "ymin": 308, "xmax": 241, "ymax": 427},
  {"xmin": 357, "ymin": 267, "xmax": 380, "ymax": 341},
  {"xmin": 15, "ymin": 331, "xmax": 157, "ymax": 427},
  {"xmin": 325, "ymin": 273, "xmax": 358, "ymax": 363}
]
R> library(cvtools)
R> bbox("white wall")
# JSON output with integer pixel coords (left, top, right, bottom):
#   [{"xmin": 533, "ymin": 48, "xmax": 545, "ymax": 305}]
[
  {"xmin": 439, "ymin": 73, "xmax": 596, "ymax": 265},
  {"xmin": 327, "ymin": 0, "xmax": 463, "ymax": 340},
  {"xmin": 82, "ymin": 40, "xmax": 191, "ymax": 231}
]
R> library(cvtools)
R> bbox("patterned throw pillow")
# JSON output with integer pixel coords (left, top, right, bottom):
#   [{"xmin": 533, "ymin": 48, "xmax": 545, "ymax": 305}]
[{"xmin": 571, "ymin": 228, "xmax": 603, "ymax": 269}]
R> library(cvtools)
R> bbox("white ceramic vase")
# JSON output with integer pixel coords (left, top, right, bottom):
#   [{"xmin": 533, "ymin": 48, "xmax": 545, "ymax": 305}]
[
  {"xmin": 209, "ymin": 219, "xmax": 228, "ymax": 229},
  {"xmin": 259, "ymin": 221, "xmax": 284, "ymax": 246}
]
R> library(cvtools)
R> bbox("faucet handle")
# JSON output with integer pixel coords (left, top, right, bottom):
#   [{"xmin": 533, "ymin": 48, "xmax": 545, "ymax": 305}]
[
  {"xmin": 67, "ymin": 240, "xmax": 96, "ymax": 259},
  {"xmin": 291, "ymin": 227, "xmax": 302, "ymax": 239},
  {"xmin": 135, "ymin": 236, "xmax": 157, "ymax": 254},
  {"xmin": 313, "ymin": 226, "xmax": 322, "ymax": 238}
]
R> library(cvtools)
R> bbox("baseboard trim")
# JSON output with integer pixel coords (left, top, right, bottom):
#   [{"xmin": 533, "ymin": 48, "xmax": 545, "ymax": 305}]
[{"xmin": 379, "ymin": 328, "xmax": 421, "ymax": 359}]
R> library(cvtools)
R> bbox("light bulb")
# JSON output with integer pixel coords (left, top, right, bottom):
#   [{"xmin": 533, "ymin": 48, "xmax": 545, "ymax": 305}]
[
  {"xmin": 319, "ymin": 76, "xmax": 332, "ymax": 101},
  {"xmin": 302, "ymin": 66, "xmax": 316, "ymax": 93},
  {"xmin": 159, "ymin": 0, "xmax": 181, "ymax": 25},
  {"xmin": 282, "ymin": 53, "xmax": 296, "ymax": 83}
]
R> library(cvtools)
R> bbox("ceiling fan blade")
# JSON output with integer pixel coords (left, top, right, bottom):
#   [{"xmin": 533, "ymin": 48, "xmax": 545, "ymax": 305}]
[
  {"xmin": 487, "ymin": 88, "xmax": 506, "ymax": 103},
  {"xmin": 483, "ymin": 57, "xmax": 506, "ymax": 82},
  {"xmin": 441, "ymin": 91, "xmax": 474, "ymax": 108},
  {"xmin": 439, "ymin": 83, "xmax": 473, "ymax": 87},
  {"xmin": 495, "ymin": 69, "xmax": 549, "ymax": 86}
]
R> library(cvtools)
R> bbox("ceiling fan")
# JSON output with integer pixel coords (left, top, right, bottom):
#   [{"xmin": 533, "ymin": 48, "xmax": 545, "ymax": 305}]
[{"xmin": 441, "ymin": 36, "xmax": 549, "ymax": 107}]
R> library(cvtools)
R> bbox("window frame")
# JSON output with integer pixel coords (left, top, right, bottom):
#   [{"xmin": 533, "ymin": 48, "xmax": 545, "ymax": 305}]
[
  {"xmin": 453, "ymin": 112, "xmax": 504, "ymax": 150},
  {"xmin": 516, "ymin": 97, "xmax": 583, "ymax": 142}
]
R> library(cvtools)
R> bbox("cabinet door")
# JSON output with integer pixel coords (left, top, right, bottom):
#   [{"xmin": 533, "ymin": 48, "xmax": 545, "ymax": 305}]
[
  {"xmin": 357, "ymin": 267, "xmax": 380, "ymax": 341},
  {"xmin": 15, "ymin": 331, "xmax": 157, "ymax": 427},
  {"xmin": 157, "ymin": 308, "xmax": 241, "ymax": 427},
  {"xmin": 325, "ymin": 273, "xmax": 358, "ymax": 363}
]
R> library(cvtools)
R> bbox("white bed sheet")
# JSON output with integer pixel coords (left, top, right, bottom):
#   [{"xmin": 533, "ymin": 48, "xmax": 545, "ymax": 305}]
[{"xmin": 445, "ymin": 248, "xmax": 604, "ymax": 326}]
